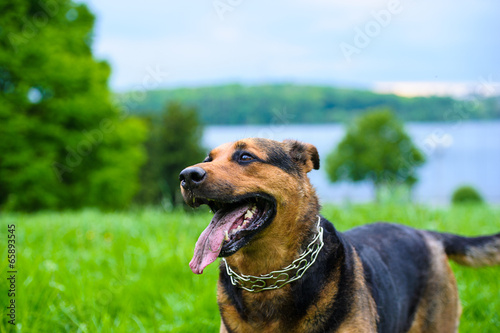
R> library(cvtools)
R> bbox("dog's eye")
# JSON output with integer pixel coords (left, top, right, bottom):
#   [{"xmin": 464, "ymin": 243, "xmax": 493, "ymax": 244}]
[
  {"xmin": 239, "ymin": 153, "xmax": 254, "ymax": 162},
  {"xmin": 232, "ymin": 151, "xmax": 257, "ymax": 164},
  {"xmin": 203, "ymin": 156, "xmax": 212, "ymax": 163}
]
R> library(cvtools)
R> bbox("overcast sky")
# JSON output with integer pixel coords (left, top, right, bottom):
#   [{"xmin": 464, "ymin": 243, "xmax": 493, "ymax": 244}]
[{"xmin": 80, "ymin": 0, "xmax": 500, "ymax": 96}]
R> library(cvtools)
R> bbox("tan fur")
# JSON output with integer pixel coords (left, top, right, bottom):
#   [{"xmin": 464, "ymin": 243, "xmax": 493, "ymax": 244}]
[
  {"xmin": 219, "ymin": 320, "xmax": 228, "ymax": 333},
  {"xmin": 448, "ymin": 238, "xmax": 500, "ymax": 267},
  {"xmin": 408, "ymin": 235, "xmax": 461, "ymax": 333},
  {"xmin": 217, "ymin": 278, "xmax": 293, "ymax": 332},
  {"xmin": 297, "ymin": 259, "xmax": 341, "ymax": 331},
  {"xmin": 335, "ymin": 249, "xmax": 378, "ymax": 333}
]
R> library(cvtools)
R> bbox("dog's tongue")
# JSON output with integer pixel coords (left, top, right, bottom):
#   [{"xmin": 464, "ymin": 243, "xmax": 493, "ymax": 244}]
[{"xmin": 189, "ymin": 202, "xmax": 252, "ymax": 274}]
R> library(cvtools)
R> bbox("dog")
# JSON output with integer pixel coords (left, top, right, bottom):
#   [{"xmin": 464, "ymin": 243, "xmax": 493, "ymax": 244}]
[{"xmin": 179, "ymin": 138, "xmax": 500, "ymax": 333}]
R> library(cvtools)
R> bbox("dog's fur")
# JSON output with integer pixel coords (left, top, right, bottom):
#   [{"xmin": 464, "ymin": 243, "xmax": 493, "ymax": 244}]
[{"xmin": 180, "ymin": 138, "xmax": 500, "ymax": 333}]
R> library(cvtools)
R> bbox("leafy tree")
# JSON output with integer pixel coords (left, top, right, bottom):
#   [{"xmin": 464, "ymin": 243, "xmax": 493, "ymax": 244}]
[
  {"xmin": 136, "ymin": 102, "xmax": 205, "ymax": 208},
  {"xmin": 326, "ymin": 109, "xmax": 425, "ymax": 201},
  {"xmin": 0, "ymin": 0, "xmax": 147, "ymax": 210}
]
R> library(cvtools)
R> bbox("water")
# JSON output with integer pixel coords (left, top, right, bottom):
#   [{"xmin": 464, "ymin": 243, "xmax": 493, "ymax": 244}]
[{"xmin": 203, "ymin": 121, "xmax": 500, "ymax": 204}]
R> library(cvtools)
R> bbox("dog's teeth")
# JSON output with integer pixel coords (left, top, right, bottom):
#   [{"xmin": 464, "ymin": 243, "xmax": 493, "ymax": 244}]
[
  {"xmin": 224, "ymin": 230, "xmax": 230, "ymax": 241},
  {"xmin": 230, "ymin": 227, "xmax": 241, "ymax": 236},
  {"xmin": 245, "ymin": 210, "xmax": 254, "ymax": 219}
]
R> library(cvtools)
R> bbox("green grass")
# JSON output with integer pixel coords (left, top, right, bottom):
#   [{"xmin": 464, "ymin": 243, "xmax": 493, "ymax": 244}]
[{"xmin": 0, "ymin": 204, "xmax": 499, "ymax": 332}]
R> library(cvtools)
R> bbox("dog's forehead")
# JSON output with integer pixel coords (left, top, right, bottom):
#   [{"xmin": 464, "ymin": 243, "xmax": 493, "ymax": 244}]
[{"xmin": 210, "ymin": 138, "xmax": 283, "ymax": 158}]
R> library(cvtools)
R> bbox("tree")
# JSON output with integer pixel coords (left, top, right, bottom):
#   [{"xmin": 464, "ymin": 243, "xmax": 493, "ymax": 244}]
[
  {"xmin": 326, "ymin": 109, "xmax": 425, "ymax": 201},
  {"xmin": 0, "ymin": 0, "xmax": 147, "ymax": 210},
  {"xmin": 136, "ymin": 102, "xmax": 205, "ymax": 208}
]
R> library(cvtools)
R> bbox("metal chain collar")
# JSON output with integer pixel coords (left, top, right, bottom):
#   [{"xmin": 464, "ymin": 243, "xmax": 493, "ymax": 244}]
[{"xmin": 222, "ymin": 216, "xmax": 324, "ymax": 293}]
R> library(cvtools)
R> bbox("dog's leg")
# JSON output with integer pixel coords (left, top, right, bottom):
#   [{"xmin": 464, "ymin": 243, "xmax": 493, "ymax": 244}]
[
  {"xmin": 408, "ymin": 236, "xmax": 460, "ymax": 333},
  {"xmin": 335, "ymin": 249, "xmax": 378, "ymax": 333}
]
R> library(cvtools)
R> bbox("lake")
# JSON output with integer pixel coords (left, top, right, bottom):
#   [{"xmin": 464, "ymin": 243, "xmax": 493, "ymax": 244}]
[{"xmin": 203, "ymin": 121, "xmax": 500, "ymax": 204}]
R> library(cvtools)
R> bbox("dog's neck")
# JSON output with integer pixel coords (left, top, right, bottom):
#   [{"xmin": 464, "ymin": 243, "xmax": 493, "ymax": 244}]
[
  {"xmin": 222, "ymin": 216, "xmax": 324, "ymax": 292},
  {"xmin": 217, "ymin": 213, "xmax": 349, "ymax": 329},
  {"xmin": 222, "ymin": 195, "xmax": 321, "ymax": 279}
]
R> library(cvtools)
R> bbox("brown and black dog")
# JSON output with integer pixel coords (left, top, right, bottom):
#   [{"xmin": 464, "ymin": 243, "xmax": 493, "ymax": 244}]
[{"xmin": 179, "ymin": 138, "xmax": 500, "ymax": 333}]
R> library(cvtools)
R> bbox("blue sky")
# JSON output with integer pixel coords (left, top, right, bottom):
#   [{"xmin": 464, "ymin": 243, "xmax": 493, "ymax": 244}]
[{"xmin": 81, "ymin": 0, "xmax": 499, "ymax": 96}]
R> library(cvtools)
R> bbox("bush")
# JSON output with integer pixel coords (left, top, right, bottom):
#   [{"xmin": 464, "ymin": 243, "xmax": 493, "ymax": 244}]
[{"xmin": 452, "ymin": 186, "xmax": 484, "ymax": 205}]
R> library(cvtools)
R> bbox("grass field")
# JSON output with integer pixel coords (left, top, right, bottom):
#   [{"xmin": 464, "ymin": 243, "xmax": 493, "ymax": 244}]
[{"xmin": 1, "ymin": 204, "xmax": 499, "ymax": 332}]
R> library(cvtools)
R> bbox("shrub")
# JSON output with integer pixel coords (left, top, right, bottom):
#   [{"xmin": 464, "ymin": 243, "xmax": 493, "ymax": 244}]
[{"xmin": 452, "ymin": 186, "xmax": 484, "ymax": 205}]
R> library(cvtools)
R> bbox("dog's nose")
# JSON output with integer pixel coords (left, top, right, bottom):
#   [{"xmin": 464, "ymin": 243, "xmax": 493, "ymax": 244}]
[{"xmin": 179, "ymin": 167, "xmax": 207, "ymax": 189}]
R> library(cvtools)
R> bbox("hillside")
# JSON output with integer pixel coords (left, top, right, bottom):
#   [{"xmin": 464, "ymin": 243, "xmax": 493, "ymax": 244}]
[{"xmin": 117, "ymin": 84, "xmax": 500, "ymax": 124}]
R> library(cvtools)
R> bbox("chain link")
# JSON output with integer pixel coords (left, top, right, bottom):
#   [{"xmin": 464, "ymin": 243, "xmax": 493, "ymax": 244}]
[{"xmin": 223, "ymin": 216, "xmax": 324, "ymax": 292}]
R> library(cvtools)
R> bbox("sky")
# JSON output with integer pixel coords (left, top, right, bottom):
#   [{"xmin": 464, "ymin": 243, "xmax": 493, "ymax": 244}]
[{"xmin": 80, "ymin": 0, "xmax": 500, "ymax": 96}]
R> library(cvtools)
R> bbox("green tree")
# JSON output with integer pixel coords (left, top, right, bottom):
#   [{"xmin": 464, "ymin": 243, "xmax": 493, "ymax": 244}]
[
  {"xmin": 326, "ymin": 109, "xmax": 425, "ymax": 201},
  {"xmin": 136, "ymin": 102, "xmax": 205, "ymax": 208},
  {"xmin": 0, "ymin": 0, "xmax": 147, "ymax": 210}
]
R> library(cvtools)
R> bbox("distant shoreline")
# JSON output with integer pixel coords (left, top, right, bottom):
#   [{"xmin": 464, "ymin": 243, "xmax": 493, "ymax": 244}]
[{"xmin": 116, "ymin": 84, "xmax": 500, "ymax": 125}]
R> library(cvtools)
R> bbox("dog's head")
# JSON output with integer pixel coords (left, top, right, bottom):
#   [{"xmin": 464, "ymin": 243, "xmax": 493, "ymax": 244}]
[{"xmin": 179, "ymin": 138, "xmax": 320, "ymax": 274}]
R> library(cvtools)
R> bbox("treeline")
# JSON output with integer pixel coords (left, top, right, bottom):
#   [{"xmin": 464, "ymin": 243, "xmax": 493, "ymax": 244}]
[
  {"xmin": 119, "ymin": 84, "xmax": 500, "ymax": 124},
  {"xmin": 0, "ymin": 0, "xmax": 203, "ymax": 211}
]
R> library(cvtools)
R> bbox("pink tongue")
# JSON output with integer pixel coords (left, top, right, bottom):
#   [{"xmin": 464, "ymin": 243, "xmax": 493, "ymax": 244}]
[{"xmin": 189, "ymin": 203, "xmax": 252, "ymax": 274}]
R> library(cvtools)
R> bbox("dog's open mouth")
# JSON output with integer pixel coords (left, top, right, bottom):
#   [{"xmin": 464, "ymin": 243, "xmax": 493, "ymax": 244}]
[{"xmin": 189, "ymin": 194, "xmax": 276, "ymax": 274}]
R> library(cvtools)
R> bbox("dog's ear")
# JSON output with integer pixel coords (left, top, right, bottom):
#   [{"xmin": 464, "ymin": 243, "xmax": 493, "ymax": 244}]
[{"xmin": 283, "ymin": 140, "xmax": 320, "ymax": 173}]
